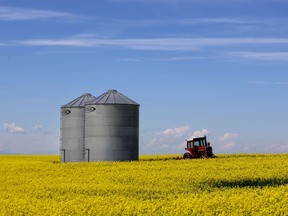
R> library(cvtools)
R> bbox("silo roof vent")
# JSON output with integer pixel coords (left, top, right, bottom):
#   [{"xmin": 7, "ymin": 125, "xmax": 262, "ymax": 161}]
[
  {"xmin": 88, "ymin": 90, "xmax": 139, "ymax": 105},
  {"xmin": 62, "ymin": 93, "xmax": 97, "ymax": 107}
]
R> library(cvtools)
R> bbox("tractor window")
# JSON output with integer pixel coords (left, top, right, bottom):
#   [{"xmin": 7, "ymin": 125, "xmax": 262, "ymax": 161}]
[
  {"xmin": 201, "ymin": 139, "xmax": 207, "ymax": 147},
  {"xmin": 187, "ymin": 141, "xmax": 192, "ymax": 148},
  {"xmin": 194, "ymin": 140, "xmax": 200, "ymax": 147}
]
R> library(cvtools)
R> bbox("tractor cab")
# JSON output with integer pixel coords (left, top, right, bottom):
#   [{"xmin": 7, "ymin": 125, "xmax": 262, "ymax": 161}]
[{"xmin": 184, "ymin": 136, "xmax": 213, "ymax": 159}]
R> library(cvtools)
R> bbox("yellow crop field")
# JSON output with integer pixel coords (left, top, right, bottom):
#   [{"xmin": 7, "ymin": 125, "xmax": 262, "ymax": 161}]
[{"xmin": 0, "ymin": 154, "xmax": 287, "ymax": 215}]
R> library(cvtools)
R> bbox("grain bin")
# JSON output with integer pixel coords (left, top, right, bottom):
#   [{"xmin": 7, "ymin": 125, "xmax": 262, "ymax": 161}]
[
  {"xmin": 85, "ymin": 90, "xmax": 139, "ymax": 161},
  {"xmin": 60, "ymin": 93, "xmax": 96, "ymax": 162}
]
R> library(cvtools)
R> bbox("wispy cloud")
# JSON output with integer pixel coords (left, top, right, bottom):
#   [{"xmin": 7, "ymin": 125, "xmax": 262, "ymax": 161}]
[
  {"xmin": 230, "ymin": 52, "xmax": 288, "ymax": 62},
  {"xmin": 98, "ymin": 17, "xmax": 279, "ymax": 28},
  {"xmin": 0, "ymin": 131, "xmax": 59, "ymax": 154},
  {"xmin": 121, "ymin": 56, "xmax": 205, "ymax": 62},
  {"xmin": 13, "ymin": 37, "xmax": 288, "ymax": 51},
  {"xmin": 146, "ymin": 125, "xmax": 191, "ymax": 148},
  {"xmin": 0, "ymin": 6, "xmax": 78, "ymax": 21},
  {"xmin": 247, "ymin": 81, "xmax": 288, "ymax": 85},
  {"xmin": 142, "ymin": 126, "xmax": 209, "ymax": 154},
  {"xmin": 178, "ymin": 18, "xmax": 271, "ymax": 25},
  {"xmin": 188, "ymin": 129, "xmax": 209, "ymax": 140},
  {"xmin": 18, "ymin": 39, "xmax": 99, "ymax": 47},
  {"xmin": 220, "ymin": 133, "xmax": 239, "ymax": 141},
  {"xmin": 4, "ymin": 122, "xmax": 25, "ymax": 134},
  {"xmin": 246, "ymin": 81, "xmax": 269, "ymax": 84},
  {"xmin": 163, "ymin": 125, "xmax": 190, "ymax": 137},
  {"xmin": 274, "ymin": 82, "xmax": 288, "ymax": 85},
  {"xmin": 218, "ymin": 132, "xmax": 240, "ymax": 151},
  {"xmin": 33, "ymin": 124, "xmax": 43, "ymax": 131}
]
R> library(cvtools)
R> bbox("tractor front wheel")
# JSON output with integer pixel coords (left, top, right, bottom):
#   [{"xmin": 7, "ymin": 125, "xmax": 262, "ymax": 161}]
[{"xmin": 183, "ymin": 152, "xmax": 192, "ymax": 159}]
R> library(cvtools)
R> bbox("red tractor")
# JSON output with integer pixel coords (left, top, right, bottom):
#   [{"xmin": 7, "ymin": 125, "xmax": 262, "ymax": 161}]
[{"xmin": 183, "ymin": 136, "xmax": 214, "ymax": 159}]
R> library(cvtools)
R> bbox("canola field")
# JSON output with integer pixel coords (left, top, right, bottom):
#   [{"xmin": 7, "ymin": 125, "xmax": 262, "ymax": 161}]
[{"xmin": 0, "ymin": 154, "xmax": 287, "ymax": 215}]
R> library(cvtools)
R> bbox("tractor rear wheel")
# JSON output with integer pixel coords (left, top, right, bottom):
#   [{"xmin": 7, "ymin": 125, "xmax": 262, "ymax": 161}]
[{"xmin": 183, "ymin": 152, "xmax": 192, "ymax": 159}]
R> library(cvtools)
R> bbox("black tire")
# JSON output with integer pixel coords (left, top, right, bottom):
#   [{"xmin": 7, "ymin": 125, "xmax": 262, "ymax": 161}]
[
  {"xmin": 206, "ymin": 146, "xmax": 213, "ymax": 157},
  {"xmin": 183, "ymin": 152, "xmax": 192, "ymax": 159}
]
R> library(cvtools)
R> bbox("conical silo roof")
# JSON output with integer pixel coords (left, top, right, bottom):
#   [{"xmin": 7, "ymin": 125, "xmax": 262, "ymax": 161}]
[
  {"xmin": 62, "ymin": 93, "xmax": 97, "ymax": 107},
  {"xmin": 88, "ymin": 90, "xmax": 139, "ymax": 105}
]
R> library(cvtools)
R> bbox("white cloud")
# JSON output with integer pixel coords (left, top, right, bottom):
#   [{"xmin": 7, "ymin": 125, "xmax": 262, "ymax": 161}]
[
  {"xmin": 142, "ymin": 126, "xmax": 210, "ymax": 154},
  {"xmin": 143, "ymin": 126, "xmax": 192, "ymax": 153},
  {"xmin": 14, "ymin": 37, "xmax": 288, "ymax": 51},
  {"xmin": 163, "ymin": 125, "xmax": 190, "ymax": 137},
  {"xmin": 274, "ymin": 82, "xmax": 288, "ymax": 85},
  {"xmin": 229, "ymin": 52, "xmax": 288, "ymax": 62},
  {"xmin": 0, "ymin": 6, "xmax": 77, "ymax": 21},
  {"xmin": 4, "ymin": 122, "xmax": 25, "ymax": 134},
  {"xmin": 221, "ymin": 142, "xmax": 236, "ymax": 149},
  {"xmin": 179, "ymin": 18, "xmax": 267, "ymax": 25},
  {"xmin": 265, "ymin": 142, "xmax": 288, "ymax": 153},
  {"xmin": 121, "ymin": 56, "xmax": 205, "ymax": 62},
  {"xmin": 160, "ymin": 144, "xmax": 170, "ymax": 149},
  {"xmin": 92, "ymin": 17, "xmax": 279, "ymax": 29},
  {"xmin": 240, "ymin": 140, "xmax": 288, "ymax": 154},
  {"xmin": 246, "ymin": 81, "xmax": 269, "ymax": 84},
  {"xmin": 220, "ymin": 133, "xmax": 240, "ymax": 141},
  {"xmin": 246, "ymin": 81, "xmax": 288, "ymax": 85},
  {"xmin": 33, "ymin": 124, "xmax": 43, "ymax": 131},
  {"xmin": 188, "ymin": 129, "xmax": 209, "ymax": 140},
  {"xmin": 18, "ymin": 39, "xmax": 99, "ymax": 47},
  {"xmin": 217, "ymin": 132, "xmax": 240, "ymax": 152},
  {"xmin": 0, "ymin": 132, "xmax": 59, "ymax": 154},
  {"xmin": 175, "ymin": 17, "xmax": 288, "ymax": 26}
]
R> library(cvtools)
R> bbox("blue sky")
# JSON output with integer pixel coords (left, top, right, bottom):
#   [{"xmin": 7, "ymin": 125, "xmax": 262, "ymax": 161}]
[{"xmin": 0, "ymin": 0, "xmax": 288, "ymax": 155}]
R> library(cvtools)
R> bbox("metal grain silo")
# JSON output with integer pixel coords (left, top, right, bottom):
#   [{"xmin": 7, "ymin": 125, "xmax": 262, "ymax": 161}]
[
  {"xmin": 85, "ymin": 90, "xmax": 139, "ymax": 161},
  {"xmin": 60, "ymin": 93, "xmax": 96, "ymax": 162}
]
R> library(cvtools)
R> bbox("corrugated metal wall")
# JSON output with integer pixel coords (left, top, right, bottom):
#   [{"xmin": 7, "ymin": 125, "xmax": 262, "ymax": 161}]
[
  {"xmin": 85, "ymin": 104, "xmax": 139, "ymax": 161},
  {"xmin": 60, "ymin": 107, "xmax": 85, "ymax": 162},
  {"xmin": 60, "ymin": 90, "xmax": 139, "ymax": 162}
]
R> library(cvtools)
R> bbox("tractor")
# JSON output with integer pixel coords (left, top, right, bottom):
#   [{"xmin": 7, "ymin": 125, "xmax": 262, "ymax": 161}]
[{"xmin": 183, "ymin": 136, "xmax": 214, "ymax": 159}]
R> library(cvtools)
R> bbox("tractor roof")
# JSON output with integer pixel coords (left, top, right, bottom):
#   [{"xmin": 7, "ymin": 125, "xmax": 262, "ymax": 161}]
[{"xmin": 187, "ymin": 136, "xmax": 207, "ymax": 141}]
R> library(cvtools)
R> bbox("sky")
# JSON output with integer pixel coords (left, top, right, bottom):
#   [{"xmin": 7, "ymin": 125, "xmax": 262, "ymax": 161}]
[{"xmin": 0, "ymin": 0, "xmax": 288, "ymax": 155}]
